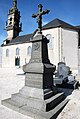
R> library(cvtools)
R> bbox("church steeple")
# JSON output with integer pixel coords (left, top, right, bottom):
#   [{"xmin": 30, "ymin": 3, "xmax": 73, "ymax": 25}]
[
  {"xmin": 5, "ymin": 0, "xmax": 22, "ymax": 41},
  {"xmin": 13, "ymin": 0, "xmax": 17, "ymax": 9}
]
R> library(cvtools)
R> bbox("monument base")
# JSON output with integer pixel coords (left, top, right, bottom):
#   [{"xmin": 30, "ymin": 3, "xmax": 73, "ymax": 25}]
[
  {"xmin": 1, "ymin": 33, "xmax": 69, "ymax": 118},
  {"xmin": 56, "ymin": 80, "xmax": 79, "ymax": 89},
  {"xmin": 2, "ymin": 86, "xmax": 68, "ymax": 119}
]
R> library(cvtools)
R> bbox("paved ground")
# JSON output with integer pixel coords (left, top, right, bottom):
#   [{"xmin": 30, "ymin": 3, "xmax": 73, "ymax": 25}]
[
  {"xmin": 0, "ymin": 67, "xmax": 80, "ymax": 119},
  {"xmin": 57, "ymin": 89, "xmax": 80, "ymax": 119},
  {"xmin": 0, "ymin": 67, "xmax": 32, "ymax": 119},
  {"xmin": 57, "ymin": 76, "xmax": 80, "ymax": 119}
]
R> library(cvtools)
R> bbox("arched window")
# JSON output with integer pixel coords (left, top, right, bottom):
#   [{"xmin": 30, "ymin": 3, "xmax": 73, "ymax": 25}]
[
  {"xmin": 16, "ymin": 48, "xmax": 20, "ymax": 55},
  {"xmin": 6, "ymin": 49, "xmax": 9, "ymax": 57},
  {"xmin": 46, "ymin": 34, "xmax": 53, "ymax": 48},
  {"xmin": 10, "ymin": 17, "xmax": 12, "ymax": 21},
  {"xmin": 27, "ymin": 46, "xmax": 32, "ymax": 55},
  {"xmin": 9, "ymin": 17, "xmax": 12, "ymax": 25}
]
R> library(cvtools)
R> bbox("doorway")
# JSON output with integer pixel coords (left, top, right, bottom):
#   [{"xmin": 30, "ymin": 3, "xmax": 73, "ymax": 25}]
[{"xmin": 15, "ymin": 57, "xmax": 20, "ymax": 66}]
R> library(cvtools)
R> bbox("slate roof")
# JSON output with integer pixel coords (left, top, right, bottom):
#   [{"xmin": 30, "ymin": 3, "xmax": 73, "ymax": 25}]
[
  {"xmin": 75, "ymin": 25, "xmax": 80, "ymax": 29},
  {"xmin": 1, "ymin": 18, "xmax": 79, "ymax": 46},
  {"xmin": 1, "ymin": 33, "xmax": 32, "ymax": 46},
  {"xmin": 43, "ymin": 18, "xmax": 76, "ymax": 30}
]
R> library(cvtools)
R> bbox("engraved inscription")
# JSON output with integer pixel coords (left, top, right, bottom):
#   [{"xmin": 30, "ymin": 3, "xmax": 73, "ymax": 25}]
[
  {"xmin": 34, "ymin": 42, "xmax": 40, "ymax": 50},
  {"xmin": 33, "ymin": 51, "xmax": 40, "ymax": 58}
]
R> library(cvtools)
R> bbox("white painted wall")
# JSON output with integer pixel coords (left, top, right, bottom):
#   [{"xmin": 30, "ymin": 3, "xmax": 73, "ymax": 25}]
[
  {"xmin": 78, "ymin": 48, "xmax": 80, "ymax": 74},
  {"xmin": 43, "ymin": 27, "xmax": 78, "ymax": 74},
  {"xmin": 2, "ymin": 43, "xmax": 32, "ymax": 67},
  {"xmin": 7, "ymin": 30, "xmax": 14, "ymax": 40},
  {"xmin": 62, "ymin": 28, "xmax": 78, "ymax": 74},
  {"xmin": 42, "ymin": 28, "xmax": 59, "ymax": 66},
  {"xmin": 0, "ymin": 47, "xmax": 2, "ymax": 65}
]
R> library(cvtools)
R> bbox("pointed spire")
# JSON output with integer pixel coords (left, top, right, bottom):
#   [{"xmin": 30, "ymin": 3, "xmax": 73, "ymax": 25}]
[{"xmin": 13, "ymin": 0, "xmax": 17, "ymax": 9}]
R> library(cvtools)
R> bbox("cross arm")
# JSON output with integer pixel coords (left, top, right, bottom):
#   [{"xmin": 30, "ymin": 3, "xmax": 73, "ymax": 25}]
[
  {"xmin": 42, "ymin": 9, "xmax": 50, "ymax": 15},
  {"xmin": 32, "ymin": 13, "xmax": 39, "ymax": 18}
]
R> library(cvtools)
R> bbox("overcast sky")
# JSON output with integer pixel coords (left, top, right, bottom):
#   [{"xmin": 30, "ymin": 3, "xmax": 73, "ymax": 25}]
[{"xmin": 0, "ymin": 0, "xmax": 80, "ymax": 44}]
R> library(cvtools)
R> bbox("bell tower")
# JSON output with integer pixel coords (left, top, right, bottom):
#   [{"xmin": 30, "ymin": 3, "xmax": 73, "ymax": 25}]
[{"xmin": 5, "ymin": 0, "xmax": 22, "ymax": 41}]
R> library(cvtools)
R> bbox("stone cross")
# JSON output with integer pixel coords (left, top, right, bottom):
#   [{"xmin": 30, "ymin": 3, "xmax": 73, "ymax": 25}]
[{"xmin": 32, "ymin": 4, "xmax": 50, "ymax": 34}]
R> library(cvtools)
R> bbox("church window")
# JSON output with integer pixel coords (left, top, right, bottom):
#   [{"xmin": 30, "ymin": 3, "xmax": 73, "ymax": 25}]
[
  {"xmin": 9, "ymin": 17, "xmax": 12, "ymax": 25},
  {"xmin": 10, "ymin": 17, "xmax": 12, "ymax": 21},
  {"xmin": 9, "ymin": 22, "xmax": 12, "ymax": 25},
  {"xmin": 27, "ymin": 46, "xmax": 32, "ymax": 55},
  {"xmin": 16, "ymin": 48, "xmax": 20, "ymax": 55},
  {"xmin": 30, "ymin": 37, "xmax": 32, "ymax": 41},
  {"xmin": 6, "ymin": 49, "xmax": 9, "ymax": 57},
  {"xmin": 46, "ymin": 34, "xmax": 53, "ymax": 49}
]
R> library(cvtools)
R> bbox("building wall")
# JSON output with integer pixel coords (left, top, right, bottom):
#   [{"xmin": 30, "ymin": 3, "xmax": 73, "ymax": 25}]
[
  {"xmin": 43, "ymin": 27, "xmax": 78, "ymax": 74},
  {"xmin": 78, "ymin": 48, "xmax": 80, "ymax": 74},
  {"xmin": 2, "ymin": 43, "xmax": 32, "ymax": 67},
  {"xmin": 42, "ymin": 28, "xmax": 59, "ymax": 66},
  {"xmin": 0, "ymin": 47, "xmax": 2, "ymax": 66},
  {"xmin": 1, "ymin": 27, "xmax": 79, "ymax": 75},
  {"xmin": 7, "ymin": 30, "xmax": 14, "ymax": 40},
  {"xmin": 2, "ymin": 27, "xmax": 59, "ymax": 68},
  {"xmin": 62, "ymin": 28, "xmax": 78, "ymax": 74}
]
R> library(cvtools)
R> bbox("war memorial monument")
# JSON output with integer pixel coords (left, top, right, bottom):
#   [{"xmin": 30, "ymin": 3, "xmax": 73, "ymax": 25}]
[{"xmin": 2, "ymin": 4, "xmax": 69, "ymax": 119}]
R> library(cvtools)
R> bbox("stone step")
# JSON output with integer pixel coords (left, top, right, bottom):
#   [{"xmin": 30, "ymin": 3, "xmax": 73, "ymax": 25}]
[
  {"xmin": 48, "ymin": 98, "xmax": 69, "ymax": 119},
  {"xmin": 19, "ymin": 86, "xmax": 44, "ymax": 100},
  {"xmin": 45, "ymin": 92, "xmax": 65, "ymax": 111},
  {"xmin": 11, "ymin": 93, "xmax": 48, "ymax": 111},
  {"xmin": 44, "ymin": 89, "xmax": 51, "ymax": 93},
  {"xmin": 19, "ymin": 98, "xmax": 69, "ymax": 119},
  {"xmin": 11, "ymin": 92, "xmax": 65, "ymax": 112},
  {"xmin": 1, "ymin": 94, "xmax": 69, "ymax": 119},
  {"xmin": 11, "ymin": 93, "xmax": 28, "ymax": 104},
  {"xmin": 44, "ymin": 90, "xmax": 54, "ymax": 99},
  {"xmin": 1, "ymin": 98, "xmax": 22, "ymax": 112},
  {"xmin": 44, "ymin": 87, "xmax": 58, "ymax": 100}
]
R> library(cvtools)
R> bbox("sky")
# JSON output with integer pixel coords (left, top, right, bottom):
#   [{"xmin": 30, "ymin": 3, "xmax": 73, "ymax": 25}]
[{"xmin": 0, "ymin": 0, "xmax": 80, "ymax": 45}]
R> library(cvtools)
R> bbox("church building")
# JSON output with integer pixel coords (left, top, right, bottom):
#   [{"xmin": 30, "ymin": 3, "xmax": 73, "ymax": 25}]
[{"xmin": 1, "ymin": 0, "xmax": 80, "ymax": 75}]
